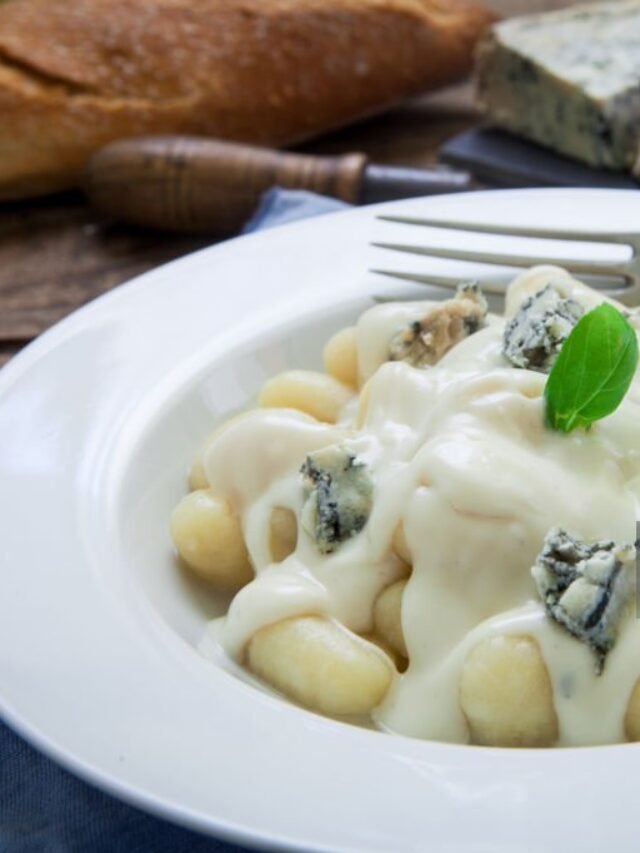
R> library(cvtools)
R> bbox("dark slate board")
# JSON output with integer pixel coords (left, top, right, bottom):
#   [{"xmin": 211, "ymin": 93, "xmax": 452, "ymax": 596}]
[{"xmin": 440, "ymin": 128, "xmax": 639, "ymax": 190}]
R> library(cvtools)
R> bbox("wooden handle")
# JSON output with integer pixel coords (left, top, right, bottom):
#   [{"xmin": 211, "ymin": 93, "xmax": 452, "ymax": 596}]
[{"xmin": 85, "ymin": 136, "xmax": 368, "ymax": 234}]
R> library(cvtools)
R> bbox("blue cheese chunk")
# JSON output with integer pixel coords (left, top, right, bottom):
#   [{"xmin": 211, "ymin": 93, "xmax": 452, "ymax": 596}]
[
  {"xmin": 503, "ymin": 285, "xmax": 583, "ymax": 372},
  {"xmin": 476, "ymin": 1, "xmax": 640, "ymax": 170},
  {"xmin": 300, "ymin": 445, "xmax": 373, "ymax": 554},
  {"xmin": 389, "ymin": 282, "xmax": 488, "ymax": 368},
  {"xmin": 532, "ymin": 528, "xmax": 634, "ymax": 672}
]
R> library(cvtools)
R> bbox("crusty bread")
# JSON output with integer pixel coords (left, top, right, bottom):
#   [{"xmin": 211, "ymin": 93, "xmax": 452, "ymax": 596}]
[{"xmin": 0, "ymin": 0, "xmax": 493, "ymax": 199}]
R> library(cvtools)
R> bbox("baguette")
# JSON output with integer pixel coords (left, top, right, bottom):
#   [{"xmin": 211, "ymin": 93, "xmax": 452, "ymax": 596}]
[{"xmin": 0, "ymin": 0, "xmax": 494, "ymax": 199}]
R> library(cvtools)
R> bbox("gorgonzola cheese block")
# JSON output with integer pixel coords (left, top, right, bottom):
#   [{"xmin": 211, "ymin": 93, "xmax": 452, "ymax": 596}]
[
  {"xmin": 476, "ymin": 1, "xmax": 640, "ymax": 170},
  {"xmin": 503, "ymin": 284, "xmax": 583, "ymax": 372},
  {"xmin": 300, "ymin": 445, "xmax": 373, "ymax": 554},
  {"xmin": 532, "ymin": 528, "xmax": 635, "ymax": 672},
  {"xmin": 389, "ymin": 281, "xmax": 488, "ymax": 368}
]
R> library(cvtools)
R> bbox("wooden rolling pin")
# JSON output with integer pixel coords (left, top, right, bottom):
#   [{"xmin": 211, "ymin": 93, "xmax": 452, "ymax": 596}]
[{"xmin": 85, "ymin": 136, "xmax": 471, "ymax": 235}]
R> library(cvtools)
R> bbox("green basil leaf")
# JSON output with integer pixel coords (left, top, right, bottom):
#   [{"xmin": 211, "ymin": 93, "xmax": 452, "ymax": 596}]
[{"xmin": 544, "ymin": 303, "xmax": 638, "ymax": 433}]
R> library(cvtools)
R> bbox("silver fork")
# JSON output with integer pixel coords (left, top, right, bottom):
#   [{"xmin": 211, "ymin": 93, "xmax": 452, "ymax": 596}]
[{"xmin": 371, "ymin": 215, "xmax": 640, "ymax": 305}]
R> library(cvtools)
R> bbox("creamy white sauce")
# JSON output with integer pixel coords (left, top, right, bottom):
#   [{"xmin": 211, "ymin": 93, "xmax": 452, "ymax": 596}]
[{"xmin": 201, "ymin": 267, "xmax": 640, "ymax": 746}]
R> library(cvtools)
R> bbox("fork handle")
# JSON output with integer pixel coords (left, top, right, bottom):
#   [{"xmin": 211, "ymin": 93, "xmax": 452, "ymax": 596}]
[{"xmin": 85, "ymin": 136, "xmax": 368, "ymax": 234}]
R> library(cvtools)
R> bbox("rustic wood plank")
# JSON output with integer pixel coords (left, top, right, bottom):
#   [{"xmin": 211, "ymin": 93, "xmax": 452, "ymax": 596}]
[{"xmin": 0, "ymin": 192, "xmax": 209, "ymax": 340}]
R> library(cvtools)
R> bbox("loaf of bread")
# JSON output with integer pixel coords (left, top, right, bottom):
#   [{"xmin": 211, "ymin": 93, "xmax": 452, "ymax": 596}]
[{"xmin": 0, "ymin": 0, "xmax": 493, "ymax": 199}]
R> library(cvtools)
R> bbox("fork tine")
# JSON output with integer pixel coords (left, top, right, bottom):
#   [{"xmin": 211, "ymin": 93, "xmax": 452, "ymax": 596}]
[
  {"xmin": 377, "ymin": 215, "xmax": 635, "ymax": 246},
  {"xmin": 370, "ymin": 269, "xmax": 510, "ymax": 295},
  {"xmin": 371, "ymin": 241, "xmax": 630, "ymax": 280}
]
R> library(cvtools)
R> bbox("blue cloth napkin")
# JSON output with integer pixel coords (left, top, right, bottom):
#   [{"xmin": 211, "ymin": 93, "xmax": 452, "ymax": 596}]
[
  {"xmin": 242, "ymin": 186, "xmax": 349, "ymax": 232},
  {"xmin": 0, "ymin": 188, "xmax": 350, "ymax": 853}
]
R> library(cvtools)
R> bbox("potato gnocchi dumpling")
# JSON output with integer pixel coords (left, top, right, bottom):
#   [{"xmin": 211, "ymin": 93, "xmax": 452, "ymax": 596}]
[
  {"xmin": 392, "ymin": 524, "xmax": 411, "ymax": 566},
  {"xmin": 258, "ymin": 369, "xmax": 353, "ymax": 423},
  {"xmin": 188, "ymin": 455, "xmax": 208, "ymax": 491},
  {"xmin": 373, "ymin": 580, "xmax": 408, "ymax": 660},
  {"xmin": 459, "ymin": 635, "xmax": 558, "ymax": 748},
  {"xmin": 170, "ymin": 266, "xmax": 640, "ymax": 748},
  {"xmin": 323, "ymin": 326, "xmax": 359, "ymax": 390},
  {"xmin": 624, "ymin": 679, "xmax": 640, "ymax": 742},
  {"xmin": 247, "ymin": 616, "xmax": 394, "ymax": 716},
  {"xmin": 269, "ymin": 507, "xmax": 298, "ymax": 563},
  {"xmin": 188, "ymin": 414, "xmax": 246, "ymax": 491},
  {"xmin": 170, "ymin": 489, "xmax": 253, "ymax": 589}
]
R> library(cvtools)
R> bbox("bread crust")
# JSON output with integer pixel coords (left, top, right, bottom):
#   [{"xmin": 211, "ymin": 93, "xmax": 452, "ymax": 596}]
[{"xmin": 0, "ymin": 0, "xmax": 494, "ymax": 198}]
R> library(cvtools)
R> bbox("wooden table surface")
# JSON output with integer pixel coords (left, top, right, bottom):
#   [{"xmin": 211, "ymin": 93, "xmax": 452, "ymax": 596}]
[{"xmin": 0, "ymin": 0, "xmax": 571, "ymax": 370}]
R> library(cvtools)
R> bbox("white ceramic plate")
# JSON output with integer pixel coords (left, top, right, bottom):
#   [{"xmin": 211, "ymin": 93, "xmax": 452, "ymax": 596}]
[{"xmin": 1, "ymin": 189, "xmax": 639, "ymax": 853}]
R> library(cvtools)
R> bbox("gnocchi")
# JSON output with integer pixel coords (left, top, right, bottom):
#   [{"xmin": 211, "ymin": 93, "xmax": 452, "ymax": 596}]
[
  {"xmin": 624, "ymin": 679, "xmax": 640, "ymax": 742},
  {"xmin": 170, "ymin": 266, "xmax": 640, "ymax": 748},
  {"xmin": 373, "ymin": 580, "xmax": 408, "ymax": 660},
  {"xmin": 258, "ymin": 369, "xmax": 353, "ymax": 423},
  {"xmin": 269, "ymin": 507, "xmax": 298, "ymax": 563},
  {"xmin": 323, "ymin": 326, "xmax": 359, "ymax": 389},
  {"xmin": 459, "ymin": 635, "xmax": 558, "ymax": 747},
  {"xmin": 247, "ymin": 616, "xmax": 394, "ymax": 716},
  {"xmin": 170, "ymin": 489, "xmax": 253, "ymax": 588}
]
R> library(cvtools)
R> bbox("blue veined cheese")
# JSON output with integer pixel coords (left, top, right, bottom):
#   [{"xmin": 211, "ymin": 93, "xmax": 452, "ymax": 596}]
[
  {"xmin": 502, "ymin": 284, "xmax": 583, "ymax": 372},
  {"xmin": 476, "ymin": 1, "xmax": 640, "ymax": 170},
  {"xmin": 300, "ymin": 445, "xmax": 373, "ymax": 554},
  {"xmin": 389, "ymin": 281, "xmax": 488, "ymax": 368},
  {"xmin": 532, "ymin": 528, "xmax": 635, "ymax": 672}
]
